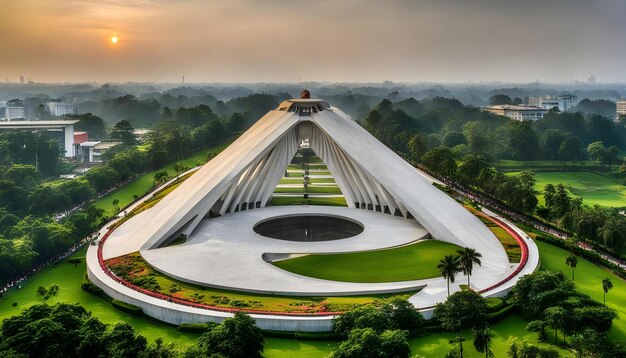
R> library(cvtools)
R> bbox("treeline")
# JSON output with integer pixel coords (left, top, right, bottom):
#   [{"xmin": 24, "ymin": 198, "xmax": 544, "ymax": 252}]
[
  {"xmin": 539, "ymin": 184, "xmax": 626, "ymax": 257},
  {"xmin": 75, "ymin": 92, "xmax": 287, "ymax": 128},
  {"xmin": 364, "ymin": 98, "xmax": 626, "ymax": 166},
  {"xmin": 0, "ymin": 303, "xmax": 264, "ymax": 358},
  {"xmin": 0, "ymin": 101, "xmax": 250, "ymax": 285}
]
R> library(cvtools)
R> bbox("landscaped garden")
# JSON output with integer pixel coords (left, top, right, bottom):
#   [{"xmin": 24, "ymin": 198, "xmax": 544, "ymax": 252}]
[
  {"xmin": 272, "ymin": 240, "xmax": 462, "ymax": 283},
  {"xmin": 105, "ymin": 252, "xmax": 416, "ymax": 314}
]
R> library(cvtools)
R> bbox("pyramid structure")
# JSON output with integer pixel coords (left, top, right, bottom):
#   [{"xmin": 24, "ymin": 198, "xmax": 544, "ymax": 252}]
[{"xmin": 105, "ymin": 94, "xmax": 507, "ymax": 269}]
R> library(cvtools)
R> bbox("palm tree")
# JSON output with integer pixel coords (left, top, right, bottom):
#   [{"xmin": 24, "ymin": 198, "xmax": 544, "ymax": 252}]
[
  {"xmin": 437, "ymin": 255, "xmax": 460, "ymax": 297},
  {"xmin": 565, "ymin": 254, "xmax": 578, "ymax": 282},
  {"xmin": 602, "ymin": 278, "xmax": 613, "ymax": 306},
  {"xmin": 472, "ymin": 324, "xmax": 494, "ymax": 358},
  {"xmin": 599, "ymin": 217, "xmax": 626, "ymax": 255},
  {"xmin": 457, "ymin": 248, "xmax": 482, "ymax": 288}
]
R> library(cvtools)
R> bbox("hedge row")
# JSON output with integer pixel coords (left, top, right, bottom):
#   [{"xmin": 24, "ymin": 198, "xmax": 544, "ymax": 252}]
[
  {"xmin": 263, "ymin": 330, "xmax": 339, "ymax": 341},
  {"xmin": 80, "ymin": 275, "xmax": 103, "ymax": 296},
  {"xmin": 111, "ymin": 299, "xmax": 143, "ymax": 316},
  {"xmin": 178, "ymin": 322, "xmax": 218, "ymax": 333}
]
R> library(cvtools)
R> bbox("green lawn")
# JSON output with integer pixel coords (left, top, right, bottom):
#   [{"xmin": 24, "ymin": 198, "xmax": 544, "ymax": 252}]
[
  {"xmin": 538, "ymin": 240, "xmax": 626, "ymax": 344},
  {"xmin": 270, "ymin": 196, "xmax": 348, "ymax": 206},
  {"xmin": 265, "ymin": 314, "xmax": 572, "ymax": 358},
  {"xmin": 5, "ymin": 243, "xmax": 615, "ymax": 356},
  {"xmin": 274, "ymin": 186, "xmax": 342, "ymax": 194},
  {"xmin": 0, "ymin": 249, "xmax": 200, "ymax": 348},
  {"xmin": 94, "ymin": 144, "xmax": 228, "ymax": 216},
  {"xmin": 506, "ymin": 171, "xmax": 626, "ymax": 208},
  {"xmin": 273, "ymin": 240, "xmax": 462, "ymax": 283}
]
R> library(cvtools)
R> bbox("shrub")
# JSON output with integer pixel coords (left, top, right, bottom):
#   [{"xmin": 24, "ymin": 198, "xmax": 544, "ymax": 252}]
[
  {"xmin": 485, "ymin": 297, "xmax": 506, "ymax": 312},
  {"xmin": 178, "ymin": 322, "xmax": 217, "ymax": 333},
  {"xmin": 111, "ymin": 299, "xmax": 143, "ymax": 316},
  {"xmin": 67, "ymin": 258, "xmax": 81, "ymax": 264}
]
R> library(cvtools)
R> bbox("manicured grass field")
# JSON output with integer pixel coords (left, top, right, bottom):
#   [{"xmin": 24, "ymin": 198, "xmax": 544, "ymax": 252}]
[
  {"xmin": 270, "ymin": 196, "xmax": 348, "ymax": 206},
  {"xmin": 273, "ymin": 240, "xmax": 462, "ymax": 283},
  {"xmin": 94, "ymin": 144, "xmax": 229, "ymax": 216},
  {"xmin": 0, "ymin": 249, "xmax": 200, "ymax": 347},
  {"xmin": 506, "ymin": 170, "xmax": 626, "ymax": 208},
  {"xmin": 106, "ymin": 252, "xmax": 413, "ymax": 314},
  {"xmin": 3, "ymin": 243, "xmax": 608, "ymax": 356},
  {"xmin": 274, "ymin": 186, "xmax": 342, "ymax": 194},
  {"xmin": 538, "ymin": 240, "xmax": 626, "ymax": 344},
  {"xmin": 265, "ymin": 314, "xmax": 572, "ymax": 358}
]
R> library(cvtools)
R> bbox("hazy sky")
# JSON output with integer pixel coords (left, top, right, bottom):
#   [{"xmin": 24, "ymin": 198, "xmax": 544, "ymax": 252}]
[{"xmin": 1, "ymin": 0, "xmax": 625, "ymax": 83}]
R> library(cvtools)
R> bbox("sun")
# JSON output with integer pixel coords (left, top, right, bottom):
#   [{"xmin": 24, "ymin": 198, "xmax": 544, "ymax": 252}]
[{"xmin": 111, "ymin": 36, "xmax": 118, "ymax": 44}]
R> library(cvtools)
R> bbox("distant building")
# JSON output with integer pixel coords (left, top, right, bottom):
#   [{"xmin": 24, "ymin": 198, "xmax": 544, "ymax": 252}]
[
  {"xmin": 0, "ymin": 120, "xmax": 79, "ymax": 157},
  {"xmin": 79, "ymin": 141, "xmax": 121, "ymax": 163},
  {"xmin": 3, "ymin": 99, "xmax": 25, "ymax": 120},
  {"xmin": 46, "ymin": 100, "xmax": 75, "ymax": 116},
  {"xmin": 481, "ymin": 105, "xmax": 547, "ymax": 121},
  {"xmin": 19, "ymin": 76, "xmax": 24, "ymax": 84},
  {"xmin": 588, "ymin": 75, "xmax": 597, "ymax": 84},
  {"xmin": 617, "ymin": 99, "xmax": 626, "ymax": 118},
  {"xmin": 528, "ymin": 95, "xmax": 578, "ymax": 112}
]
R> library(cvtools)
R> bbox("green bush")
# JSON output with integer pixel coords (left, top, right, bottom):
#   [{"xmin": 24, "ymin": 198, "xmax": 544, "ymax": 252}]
[
  {"xmin": 487, "ymin": 304, "xmax": 515, "ymax": 322},
  {"xmin": 67, "ymin": 258, "xmax": 81, "ymax": 264},
  {"xmin": 178, "ymin": 322, "xmax": 218, "ymax": 333},
  {"xmin": 81, "ymin": 275, "xmax": 104, "ymax": 296},
  {"xmin": 485, "ymin": 297, "xmax": 506, "ymax": 312},
  {"xmin": 111, "ymin": 299, "xmax": 143, "ymax": 316},
  {"xmin": 262, "ymin": 330, "xmax": 339, "ymax": 341}
]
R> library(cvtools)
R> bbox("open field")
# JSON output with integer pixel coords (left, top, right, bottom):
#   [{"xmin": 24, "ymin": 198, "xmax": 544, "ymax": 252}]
[
  {"xmin": 273, "ymin": 240, "xmax": 462, "ymax": 283},
  {"xmin": 106, "ymin": 252, "xmax": 414, "ymax": 314},
  {"xmin": 538, "ymin": 241, "xmax": 626, "ymax": 343},
  {"xmin": 6, "ymin": 241, "xmax": 621, "ymax": 356},
  {"xmin": 506, "ymin": 170, "xmax": 626, "ymax": 207}
]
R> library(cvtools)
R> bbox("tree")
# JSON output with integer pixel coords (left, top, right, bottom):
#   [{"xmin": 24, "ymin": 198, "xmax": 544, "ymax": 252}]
[
  {"xmin": 458, "ymin": 154, "xmax": 490, "ymax": 186},
  {"xmin": 457, "ymin": 247, "xmax": 482, "ymax": 288},
  {"xmin": 599, "ymin": 216, "xmax": 626, "ymax": 255},
  {"xmin": 507, "ymin": 339, "xmax": 560, "ymax": 358},
  {"xmin": 587, "ymin": 141, "xmax": 607, "ymax": 164},
  {"xmin": 544, "ymin": 306, "xmax": 566, "ymax": 343},
  {"xmin": 331, "ymin": 328, "xmax": 410, "ymax": 358},
  {"xmin": 442, "ymin": 131, "xmax": 467, "ymax": 148},
  {"xmin": 602, "ymin": 278, "xmax": 613, "ymax": 306},
  {"xmin": 196, "ymin": 312, "xmax": 264, "ymax": 358},
  {"xmin": 153, "ymin": 170, "xmax": 170, "ymax": 186},
  {"xmin": 565, "ymin": 254, "xmax": 577, "ymax": 282},
  {"xmin": 111, "ymin": 119, "xmax": 136, "ymax": 145},
  {"xmin": 437, "ymin": 254, "xmax": 461, "ymax": 297},
  {"xmin": 112, "ymin": 199, "xmax": 120, "ymax": 213},
  {"xmin": 434, "ymin": 290, "xmax": 488, "ymax": 357},
  {"xmin": 558, "ymin": 136, "xmax": 583, "ymax": 165},
  {"xmin": 472, "ymin": 324, "xmax": 494, "ymax": 358},
  {"xmin": 490, "ymin": 94, "xmax": 513, "ymax": 105}
]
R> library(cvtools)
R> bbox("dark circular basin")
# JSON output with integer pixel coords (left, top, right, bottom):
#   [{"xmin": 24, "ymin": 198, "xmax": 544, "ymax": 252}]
[{"xmin": 253, "ymin": 215, "xmax": 364, "ymax": 242}]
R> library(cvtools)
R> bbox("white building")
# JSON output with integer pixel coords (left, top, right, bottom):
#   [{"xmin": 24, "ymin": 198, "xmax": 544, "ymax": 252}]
[
  {"xmin": 79, "ymin": 141, "xmax": 120, "ymax": 163},
  {"xmin": 0, "ymin": 120, "xmax": 78, "ymax": 157},
  {"xmin": 481, "ymin": 104, "xmax": 547, "ymax": 121},
  {"xmin": 617, "ymin": 99, "xmax": 626, "ymax": 118},
  {"xmin": 46, "ymin": 101, "xmax": 75, "ymax": 116},
  {"xmin": 4, "ymin": 105, "xmax": 25, "ymax": 120},
  {"xmin": 528, "ymin": 95, "xmax": 578, "ymax": 112}
]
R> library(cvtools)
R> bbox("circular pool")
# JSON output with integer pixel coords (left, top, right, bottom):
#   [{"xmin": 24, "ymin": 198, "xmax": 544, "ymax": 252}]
[{"xmin": 253, "ymin": 215, "xmax": 364, "ymax": 242}]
